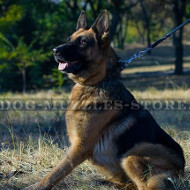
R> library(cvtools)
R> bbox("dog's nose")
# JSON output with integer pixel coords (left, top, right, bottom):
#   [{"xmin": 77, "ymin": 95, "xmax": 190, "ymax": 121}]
[{"xmin": 53, "ymin": 48, "xmax": 59, "ymax": 55}]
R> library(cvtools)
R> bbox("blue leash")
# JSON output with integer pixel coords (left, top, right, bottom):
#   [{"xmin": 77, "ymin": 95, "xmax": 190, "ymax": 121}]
[{"xmin": 118, "ymin": 18, "xmax": 190, "ymax": 70}]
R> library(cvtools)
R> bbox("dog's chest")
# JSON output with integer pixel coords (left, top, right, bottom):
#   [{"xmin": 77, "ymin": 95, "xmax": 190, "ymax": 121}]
[
  {"xmin": 65, "ymin": 83, "xmax": 114, "ymax": 144},
  {"xmin": 66, "ymin": 84, "xmax": 111, "ymax": 115}
]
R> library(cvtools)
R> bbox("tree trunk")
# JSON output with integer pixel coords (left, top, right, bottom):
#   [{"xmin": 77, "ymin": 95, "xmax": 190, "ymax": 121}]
[
  {"xmin": 173, "ymin": 0, "xmax": 187, "ymax": 75},
  {"xmin": 117, "ymin": 15, "xmax": 129, "ymax": 49},
  {"xmin": 87, "ymin": 0, "xmax": 102, "ymax": 18},
  {"xmin": 110, "ymin": 0, "xmax": 138, "ymax": 43},
  {"xmin": 123, "ymin": 15, "xmax": 129, "ymax": 45},
  {"xmin": 139, "ymin": 0, "xmax": 151, "ymax": 54},
  {"xmin": 134, "ymin": 19, "xmax": 145, "ymax": 44},
  {"xmin": 22, "ymin": 64, "xmax": 26, "ymax": 94},
  {"xmin": 117, "ymin": 16, "xmax": 124, "ymax": 49},
  {"xmin": 110, "ymin": 8, "xmax": 120, "ymax": 42},
  {"xmin": 174, "ymin": 29, "xmax": 184, "ymax": 75}
]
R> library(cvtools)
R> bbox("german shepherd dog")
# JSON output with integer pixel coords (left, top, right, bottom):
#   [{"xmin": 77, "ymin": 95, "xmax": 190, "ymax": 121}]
[{"xmin": 25, "ymin": 11, "xmax": 185, "ymax": 190}]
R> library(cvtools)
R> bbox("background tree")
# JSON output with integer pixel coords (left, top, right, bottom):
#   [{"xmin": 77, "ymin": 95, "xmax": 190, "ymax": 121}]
[
  {"xmin": 109, "ymin": 0, "xmax": 138, "ymax": 48},
  {"xmin": 139, "ymin": 0, "xmax": 151, "ymax": 49},
  {"xmin": 0, "ymin": 0, "xmax": 190, "ymax": 92},
  {"xmin": 9, "ymin": 40, "xmax": 48, "ymax": 93},
  {"xmin": 172, "ymin": 0, "xmax": 187, "ymax": 75}
]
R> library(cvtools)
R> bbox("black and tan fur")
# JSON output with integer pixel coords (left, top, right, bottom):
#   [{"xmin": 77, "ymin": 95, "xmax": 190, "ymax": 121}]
[{"xmin": 25, "ymin": 10, "xmax": 185, "ymax": 190}]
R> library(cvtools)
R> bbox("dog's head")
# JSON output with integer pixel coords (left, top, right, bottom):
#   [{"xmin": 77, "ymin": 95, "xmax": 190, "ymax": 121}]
[{"xmin": 53, "ymin": 10, "xmax": 118, "ymax": 85}]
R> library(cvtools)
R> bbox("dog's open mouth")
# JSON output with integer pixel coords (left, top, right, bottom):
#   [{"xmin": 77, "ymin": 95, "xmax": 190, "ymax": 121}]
[{"xmin": 57, "ymin": 59, "xmax": 82, "ymax": 73}]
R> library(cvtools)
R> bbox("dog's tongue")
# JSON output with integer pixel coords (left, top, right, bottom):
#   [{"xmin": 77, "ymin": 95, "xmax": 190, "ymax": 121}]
[{"xmin": 58, "ymin": 63, "xmax": 67, "ymax": 71}]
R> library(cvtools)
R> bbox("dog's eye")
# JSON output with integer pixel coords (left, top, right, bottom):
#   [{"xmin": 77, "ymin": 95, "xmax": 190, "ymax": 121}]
[{"xmin": 80, "ymin": 39, "xmax": 87, "ymax": 45}]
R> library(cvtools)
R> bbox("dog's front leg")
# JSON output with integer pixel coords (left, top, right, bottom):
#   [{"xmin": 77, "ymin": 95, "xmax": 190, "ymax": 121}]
[{"xmin": 24, "ymin": 146, "xmax": 89, "ymax": 190}]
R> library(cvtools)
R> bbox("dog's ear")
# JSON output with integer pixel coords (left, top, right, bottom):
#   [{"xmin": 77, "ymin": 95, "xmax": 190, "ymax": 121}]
[
  {"xmin": 76, "ymin": 11, "xmax": 88, "ymax": 30},
  {"xmin": 92, "ymin": 10, "xmax": 109, "ymax": 38}
]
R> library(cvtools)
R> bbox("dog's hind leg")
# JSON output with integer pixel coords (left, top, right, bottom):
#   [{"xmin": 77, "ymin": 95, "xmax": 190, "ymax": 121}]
[
  {"xmin": 121, "ymin": 156, "xmax": 175, "ymax": 190},
  {"xmin": 120, "ymin": 143, "xmax": 183, "ymax": 190},
  {"xmin": 121, "ymin": 155, "xmax": 148, "ymax": 190}
]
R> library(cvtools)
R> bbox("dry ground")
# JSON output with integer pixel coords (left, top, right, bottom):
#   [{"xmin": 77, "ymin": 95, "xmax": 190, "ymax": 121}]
[{"xmin": 0, "ymin": 45, "xmax": 190, "ymax": 189}]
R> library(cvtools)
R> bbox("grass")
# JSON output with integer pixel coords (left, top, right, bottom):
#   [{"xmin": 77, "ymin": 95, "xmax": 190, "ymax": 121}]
[
  {"xmin": 0, "ymin": 137, "xmax": 119, "ymax": 190},
  {"xmin": 0, "ymin": 52, "xmax": 190, "ymax": 189},
  {"xmin": 0, "ymin": 88, "xmax": 190, "ymax": 189},
  {"xmin": 1, "ymin": 136, "xmax": 189, "ymax": 190}
]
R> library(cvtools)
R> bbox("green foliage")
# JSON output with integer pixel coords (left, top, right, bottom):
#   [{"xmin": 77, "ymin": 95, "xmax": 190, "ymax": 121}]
[
  {"xmin": 0, "ymin": 4, "xmax": 24, "ymax": 33},
  {"xmin": 10, "ymin": 39, "xmax": 47, "ymax": 71},
  {"xmin": 0, "ymin": 0, "xmax": 83, "ymax": 91},
  {"xmin": 51, "ymin": 68, "xmax": 65, "ymax": 90},
  {"xmin": 0, "ymin": 0, "xmax": 189, "ymax": 91},
  {"xmin": 186, "ymin": 3, "xmax": 190, "ymax": 17},
  {"xmin": 0, "ymin": 32, "xmax": 14, "ymax": 50},
  {"xmin": 126, "ymin": 20, "xmax": 140, "ymax": 43}
]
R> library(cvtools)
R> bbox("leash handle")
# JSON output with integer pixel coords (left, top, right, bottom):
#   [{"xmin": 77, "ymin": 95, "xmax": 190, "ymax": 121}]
[{"xmin": 119, "ymin": 18, "xmax": 190, "ymax": 70}]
